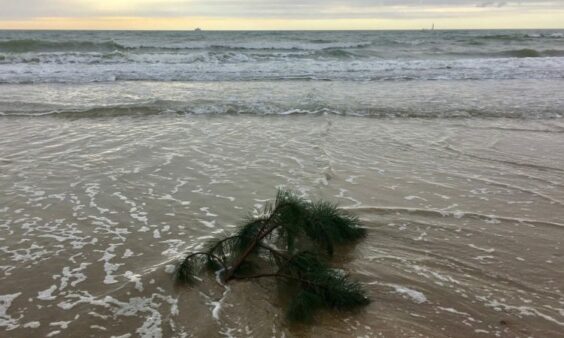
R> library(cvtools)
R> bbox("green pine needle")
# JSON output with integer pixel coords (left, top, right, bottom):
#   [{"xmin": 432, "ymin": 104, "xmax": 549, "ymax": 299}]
[
  {"xmin": 304, "ymin": 269, "xmax": 370, "ymax": 310},
  {"xmin": 175, "ymin": 254, "xmax": 206, "ymax": 284},
  {"xmin": 176, "ymin": 189, "xmax": 370, "ymax": 323},
  {"xmin": 235, "ymin": 218, "xmax": 265, "ymax": 254},
  {"xmin": 286, "ymin": 290, "xmax": 324, "ymax": 323}
]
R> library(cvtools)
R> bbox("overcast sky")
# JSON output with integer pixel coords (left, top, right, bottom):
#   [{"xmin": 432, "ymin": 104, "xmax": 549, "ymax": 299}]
[{"xmin": 1, "ymin": 0, "xmax": 563, "ymax": 29}]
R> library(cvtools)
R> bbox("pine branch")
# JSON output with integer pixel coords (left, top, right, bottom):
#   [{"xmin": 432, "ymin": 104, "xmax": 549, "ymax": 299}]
[
  {"xmin": 223, "ymin": 193, "xmax": 307, "ymax": 280},
  {"xmin": 175, "ymin": 189, "xmax": 370, "ymax": 323}
]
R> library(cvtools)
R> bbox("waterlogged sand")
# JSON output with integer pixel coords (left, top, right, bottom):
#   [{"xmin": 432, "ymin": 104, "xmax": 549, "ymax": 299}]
[{"xmin": 1, "ymin": 115, "xmax": 563, "ymax": 337}]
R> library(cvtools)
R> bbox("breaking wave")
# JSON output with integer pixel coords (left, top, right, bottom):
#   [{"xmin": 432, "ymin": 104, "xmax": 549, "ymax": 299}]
[
  {"xmin": 0, "ymin": 38, "xmax": 372, "ymax": 53},
  {"xmin": 1, "ymin": 101, "xmax": 562, "ymax": 119}
]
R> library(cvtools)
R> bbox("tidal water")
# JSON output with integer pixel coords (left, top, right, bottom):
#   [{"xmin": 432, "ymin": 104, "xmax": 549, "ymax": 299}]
[{"xmin": 1, "ymin": 30, "xmax": 563, "ymax": 337}]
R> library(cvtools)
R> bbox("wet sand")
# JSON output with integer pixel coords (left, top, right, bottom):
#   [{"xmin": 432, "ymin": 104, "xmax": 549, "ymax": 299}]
[{"xmin": 1, "ymin": 115, "xmax": 563, "ymax": 337}]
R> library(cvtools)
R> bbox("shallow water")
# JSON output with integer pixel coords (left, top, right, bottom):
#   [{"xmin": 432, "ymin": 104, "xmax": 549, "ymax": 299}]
[
  {"xmin": 1, "ymin": 80, "xmax": 563, "ymax": 119},
  {"xmin": 1, "ymin": 115, "xmax": 563, "ymax": 337}
]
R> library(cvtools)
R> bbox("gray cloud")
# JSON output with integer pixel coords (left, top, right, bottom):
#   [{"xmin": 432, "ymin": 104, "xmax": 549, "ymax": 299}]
[
  {"xmin": 0, "ymin": 0, "xmax": 91, "ymax": 19},
  {"xmin": 476, "ymin": 1, "xmax": 508, "ymax": 7},
  {"xmin": 0, "ymin": 0, "xmax": 561, "ymax": 20}
]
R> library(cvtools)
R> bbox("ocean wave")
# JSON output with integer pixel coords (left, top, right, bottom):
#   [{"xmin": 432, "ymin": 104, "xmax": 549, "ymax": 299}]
[
  {"xmin": 1, "ymin": 102, "xmax": 562, "ymax": 119},
  {"xmin": 2, "ymin": 48, "xmax": 562, "ymax": 67},
  {"xmin": 2, "ymin": 55, "xmax": 563, "ymax": 83},
  {"xmin": 0, "ymin": 39, "xmax": 127, "ymax": 53},
  {"xmin": 0, "ymin": 47, "xmax": 368, "ymax": 66},
  {"xmin": 313, "ymin": 48, "xmax": 358, "ymax": 59},
  {"xmin": 539, "ymin": 49, "xmax": 564, "ymax": 57},
  {"xmin": 0, "ymin": 38, "xmax": 372, "ymax": 53},
  {"xmin": 499, "ymin": 48, "xmax": 564, "ymax": 58},
  {"xmin": 476, "ymin": 34, "xmax": 527, "ymax": 41},
  {"xmin": 447, "ymin": 48, "xmax": 564, "ymax": 59},
  {"xmin": 0, "ymin": 50, "xmax": 257, "ymax": 65},
  {"xmin": 308, "ymin": 39, "xmax": 335, "ymax": 44},
  {"xmin": 475, "ymin": 32, "xmax": 564, "ymax": 41},
  {"xmin": 526, "ymin": 32, "xmax": 564, "ymax": 39},
  {"xmin": 206, "ymin": 42, "xmax": 373, "ymax": 51}
]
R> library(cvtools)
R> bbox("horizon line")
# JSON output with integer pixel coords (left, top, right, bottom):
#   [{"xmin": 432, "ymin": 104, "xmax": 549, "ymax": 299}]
[{"xmin": 1, "ymin": 27, "xmax": 563, "ymax": 31}]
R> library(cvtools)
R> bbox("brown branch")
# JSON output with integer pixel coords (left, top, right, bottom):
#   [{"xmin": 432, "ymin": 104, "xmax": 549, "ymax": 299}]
[
  {"xmin": 232, "ymin": 273, "xmax": 283, "ymax": 280},
  {"xmin": 223, "ymin": 221, "xmax": 269, "ymax": 281},
  {"xmin": 223, "ymin": 202, "xmax": 294, "ymax": 281},
  {"xmin": 208, "ymin": 235, "xmax": 240, "ymax": 254}
]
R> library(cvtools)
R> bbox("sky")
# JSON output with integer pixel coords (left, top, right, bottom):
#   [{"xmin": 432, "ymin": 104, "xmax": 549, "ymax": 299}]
[{"xmin": 0, "ymin": 0, "xmax": 563, "ymax": 30}]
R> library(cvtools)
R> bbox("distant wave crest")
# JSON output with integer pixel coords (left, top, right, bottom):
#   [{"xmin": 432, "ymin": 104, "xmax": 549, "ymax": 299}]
[
  {"xmin": 0, "ymin": 39, "xmax": 127, "ymax": 53},
  {"xmin": 475, "ymin": 32, "xmax": 564, "ymax": 41},
  {"xmin": 499, "ymin": 48, "xmax": 564, "ymax": 58},
  {"xmin": 447, "ymin": 48, "xmax": 564, "ymax": 58},
  {"xmin": 0, "ymin": 38, "xmax": 372, "ymax": 53}
]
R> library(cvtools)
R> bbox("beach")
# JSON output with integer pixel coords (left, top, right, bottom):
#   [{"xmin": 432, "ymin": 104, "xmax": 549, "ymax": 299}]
[{"xmin": 1, "ymin": 30, "xmax": 564, "ymax": 337}]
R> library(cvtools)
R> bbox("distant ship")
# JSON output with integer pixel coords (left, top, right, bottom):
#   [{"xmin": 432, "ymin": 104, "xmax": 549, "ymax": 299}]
[
  {"xmin": 195, "ymin": 28, "xmax": 202, "ymax": 32},
  {"xmin": 422, "ymin": 23, "xmax": 435, "ymax": 32}
]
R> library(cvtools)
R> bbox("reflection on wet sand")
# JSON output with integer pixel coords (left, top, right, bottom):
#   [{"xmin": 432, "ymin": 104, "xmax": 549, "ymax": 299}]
[{"xmin": 1, "ymin": 115, "xmax": 563, "ymax": 337}]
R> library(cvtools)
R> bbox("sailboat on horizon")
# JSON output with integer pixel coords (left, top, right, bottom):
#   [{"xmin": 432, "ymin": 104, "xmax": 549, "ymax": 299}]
[{"xmin": 422, "ymin": 23, "xmax": 435, "ymax": 32}]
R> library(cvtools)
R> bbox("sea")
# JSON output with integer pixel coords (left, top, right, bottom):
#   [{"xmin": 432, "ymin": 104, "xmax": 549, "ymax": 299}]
[{"xmin": 1, "ymin": 30, "xmax": 563, "ymax": 337}]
